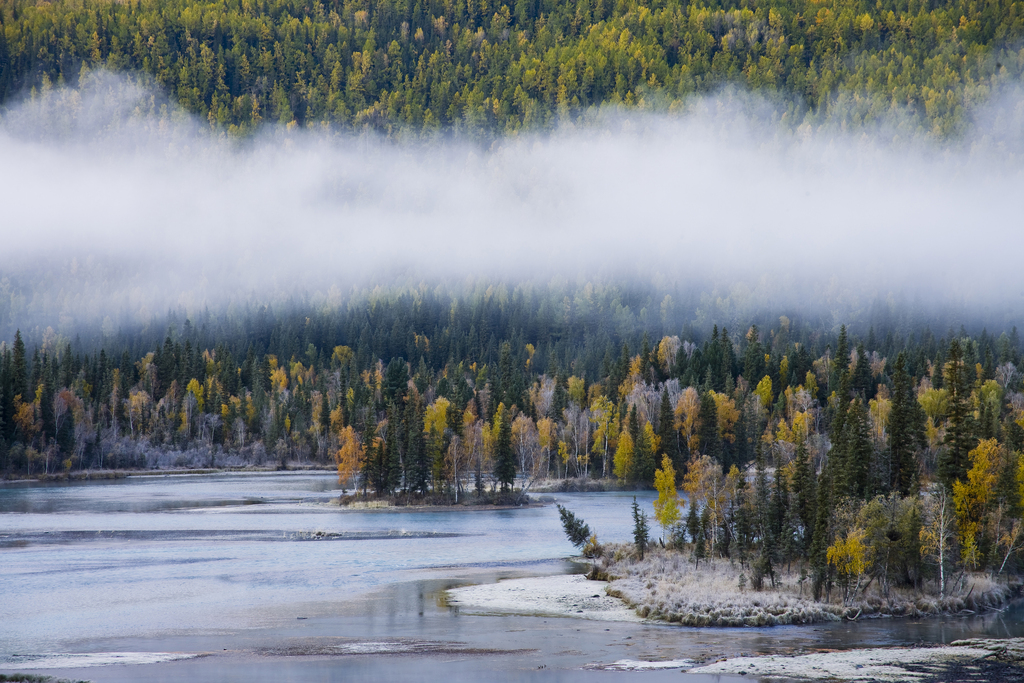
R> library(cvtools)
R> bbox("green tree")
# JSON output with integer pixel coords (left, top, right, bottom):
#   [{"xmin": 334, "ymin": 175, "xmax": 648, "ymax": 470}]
[
  {"xmin": 939, "ymin": 339, "xmax": 977, "ymax": 489},
  {"xmin": 493, "ymin": 402, "xmax": 515, "ymax": 491},
  {"xmin": 556, "ymin": 504, "xmax": 591, "ymax": 549},
  {"xmin": 632, "ymin": 496, "xmax": 650, "ymax": 560},
  {"xmin": 888, "ymin": 351, "xmax": 925, "ymax": 495}
]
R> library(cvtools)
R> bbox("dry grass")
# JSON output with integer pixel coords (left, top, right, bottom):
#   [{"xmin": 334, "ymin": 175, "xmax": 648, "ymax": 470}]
[{"xmin": 593, "ymin": 544, "xmax": 1018, "ymax": 627}]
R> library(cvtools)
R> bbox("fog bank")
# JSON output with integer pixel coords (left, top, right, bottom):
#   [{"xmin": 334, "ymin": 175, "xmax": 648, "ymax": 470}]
[{"xmin": 1, "ymin": 71, "xmax": 1022, "ymax": 338}]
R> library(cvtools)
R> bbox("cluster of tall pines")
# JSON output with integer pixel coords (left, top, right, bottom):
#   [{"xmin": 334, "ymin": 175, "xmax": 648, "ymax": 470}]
[
  {"xmin": 2, "ymin": 284, "xmax": 1024, "ymax": 591},
  {"xmin": 1, "ymin": 0, "xmax": 1022, "ymax": 136}
]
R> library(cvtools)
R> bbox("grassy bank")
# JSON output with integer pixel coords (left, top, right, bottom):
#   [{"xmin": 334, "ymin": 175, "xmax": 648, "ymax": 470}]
[{"xmin": 591, "ymin": 544, "xmax": 1019, "ymax": 627}]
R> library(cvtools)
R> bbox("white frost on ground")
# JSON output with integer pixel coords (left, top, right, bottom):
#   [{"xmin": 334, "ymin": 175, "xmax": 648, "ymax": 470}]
[
  {"xmin": 446, "ymin": 574, "xmax": 642, "ymax": 621},
  {"xmin": 584, "ymin": 659, "xmax": 695, "ymax": 670},
  {"xmin": 691, "ymin": 644, "xmax": 992, "ymax": 681},
  {"xmin": 0, "ymin": 652, "xmax": 200, "ymax": 669}
]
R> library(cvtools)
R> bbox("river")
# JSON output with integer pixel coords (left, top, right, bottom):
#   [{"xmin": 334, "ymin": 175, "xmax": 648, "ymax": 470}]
[{"xmin": 2, "ymin": 472, "xmax": 1022, "ymax": 682}]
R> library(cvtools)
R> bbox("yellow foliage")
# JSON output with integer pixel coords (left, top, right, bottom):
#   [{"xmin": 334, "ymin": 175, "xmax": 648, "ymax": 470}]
[
  {"xmin": 653, "ymin": 454, "xmax": 680, "ymax": 533},
  {"xmin": 674, "ymin": 386, "xmax": 700, "ymax": 453},
  {"xmin": 709, "ymin": 390, "xmax": 739, "ymax": 443},
  {"xmin": 952, "ymin": 438, "xmax": 1000, "ymax": 568},
  {"xmin": 335, "ymin": 425, "xmax": 363, "ymax": 488},
  {"xmin": 185, "ymin": 378, "xmax": 204, "ymax": 412},
  {"xmin": 424, "ymin": 397, "xmax": 451, "ymax": 438},
  {"xmin": 754, "ymin": 375, "xmax": 773, "ymax": 409},
  {"xmin": 270, "ymin": 366, "xmax": 288, "ymax": 393},
  {"xmin": 804, "ymin": 371, "xmax": 818, "ymax": 399},
  {"xmin": 332, "ymin": 345, "xmax": 354, "ymax": 367},
  {"xmin": 827, "ymin": 528, "xmax": 867, "ymax": 581},
  {"xmin": 613, "ymin": 429, "xmax": 634, "ymax": 481},
  {"xmin": 567, "ymin": 376, "xmax": 586, "ymax": 405}
]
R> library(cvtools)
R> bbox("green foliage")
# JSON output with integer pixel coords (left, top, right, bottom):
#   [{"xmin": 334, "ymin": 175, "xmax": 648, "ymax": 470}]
[
  {"xmin": 632, "ymin": 495, "xmax": 649, "ymax": 560},
  {"xmin": 557, "ymin": 503, "xmax": 591, "ymax": 548},
  {"xmin": 2, "ymin": 0, "xmax": 1021, "ymax": 137}
]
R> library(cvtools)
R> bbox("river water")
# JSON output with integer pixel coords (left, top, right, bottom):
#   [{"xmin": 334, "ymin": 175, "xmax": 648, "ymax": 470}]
[{"xmin": 2, "ymin": 472, "xmax": 1022, "ymax": 682}]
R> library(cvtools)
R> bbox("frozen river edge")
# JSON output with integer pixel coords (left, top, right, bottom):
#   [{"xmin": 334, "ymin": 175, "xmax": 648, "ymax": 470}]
[{"xmin": 448, "ymin": 574, "xmax": 1024, "ymax": 680}]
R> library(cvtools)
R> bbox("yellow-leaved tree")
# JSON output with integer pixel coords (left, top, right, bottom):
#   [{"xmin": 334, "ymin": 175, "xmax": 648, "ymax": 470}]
[
  {"xmin": 653, "ymin": 455, "xmax": 679, "ymax": 540},
  {"xmin": 613, "ymin": 429, "xmax": 634, "ymax": 483},
  {"xmin": 674, "ymin": 386, "xmax": 700, "ymax": 454},
  {"xmin": 827, "ymin": 527, "xmax": 866, "ymax": 605},
  {"xmin": 952, "ymin": 438, "xmax": 999, "ymax": 570},
  {"xmin": 335, "ymin": 425, "xmax": 363, "ymax": 490}
]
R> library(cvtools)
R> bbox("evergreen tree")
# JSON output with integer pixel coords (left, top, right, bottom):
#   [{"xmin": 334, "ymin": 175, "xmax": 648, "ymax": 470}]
[
  {"xmin": 888, "ymin": 351, "xmax": 925, "ymax": 495},
  {"xmin": 939, "ymin": 339, "xmax": 976, "ymax": 488},
  {"xmin": 632, "ymin": 496, "xmax": 650, "ymax": 560},
  {"xmin": 697, "ymin": 391, "xmax": 720, "ymax": 460},
  {"xmin": 493, "ymin": 403, "xmax": 515, "ymax": 491},
  {"xmin": 793, "ymin": 439, "xmax": 816, "ymax": 550},
  {"xmin": 407, "ymin": 395, "xmax": 429, "ymax": 494},
  {"xmin": 842, "ymin": 399, "xmax": 873, "ymax": 500},
  {"xmin": 743, "ymin": 325, "xmax": 765, "ymax": 382},
  {"xmin": 657, "ymin": 386, "xmax": 679, "ymax": 471},
  {"xmin": 557, "ymin": 505, "xmax": 591, "ymax": 549}
]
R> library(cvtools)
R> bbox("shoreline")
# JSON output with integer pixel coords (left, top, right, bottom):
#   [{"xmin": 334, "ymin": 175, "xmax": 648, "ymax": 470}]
[
  {"xmin": 690, "ymin": 638, "xmax": 1024, "ymax": 681},
  {"xmin": 447, "ymin": 569, "xmax": 1021, "ymax": 627}
]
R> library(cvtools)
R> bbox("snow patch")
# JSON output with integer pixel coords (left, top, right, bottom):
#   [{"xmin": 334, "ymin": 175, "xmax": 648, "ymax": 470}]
[{"xmin": 0, "ymin": 652, "xmax": 200, "ymax": 669}]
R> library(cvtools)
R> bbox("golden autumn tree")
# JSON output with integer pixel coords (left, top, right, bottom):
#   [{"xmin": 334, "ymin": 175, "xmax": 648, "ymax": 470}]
[
  {"xmin": 952, "ymin": 438, "xmax": 999, "ymax": 569},
  {"xmin": 653, "ymin": 455, "xmax": 680, "ymax": 539},
  {"xmin": 674, "ymin": 386, "xmax": 700, "ymax": 454},
  {"xmin": 335, "ymin": 425, "xmax": 363, "ymax": 490}
]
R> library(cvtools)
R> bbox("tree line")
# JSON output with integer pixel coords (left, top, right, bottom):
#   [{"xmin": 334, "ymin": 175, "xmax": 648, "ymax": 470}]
[
  {"xmin": 3, "ymin": 286, "xmax": 1024, "ymax": 588},
  {"xmin": 2, "ymin": 0, "xmax": 1022, "ymax": 137}
]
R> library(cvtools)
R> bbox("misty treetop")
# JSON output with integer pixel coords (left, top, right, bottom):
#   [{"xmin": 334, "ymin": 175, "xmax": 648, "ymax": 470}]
[{"xmin": 1, "ymin": 0, "xmax": 1022, "ymax": 137}]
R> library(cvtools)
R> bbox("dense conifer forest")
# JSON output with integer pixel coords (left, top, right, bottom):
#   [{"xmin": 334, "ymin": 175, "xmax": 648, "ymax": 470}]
[
  {"xmin": 1, "ymin": 0, "xmax": 1022, "ymax": 136},
  {"xmin": 3, "ymin": 283, "xmax": 1024, "ymax": 596}
]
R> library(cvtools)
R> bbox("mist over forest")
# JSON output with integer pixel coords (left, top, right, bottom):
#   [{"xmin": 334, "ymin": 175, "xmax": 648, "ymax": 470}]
[{"xmin": 1, "ymin": 68, "xmax": 1023, "ymax": 350}]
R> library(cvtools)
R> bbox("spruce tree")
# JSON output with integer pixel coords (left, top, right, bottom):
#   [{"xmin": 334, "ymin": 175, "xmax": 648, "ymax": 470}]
[
  {"xmin": 743, "ymin": 325, "xmax": 765, "ymax": 383},
  {"xmin": 842, "ymin": 399, "xmax": 873, "ymax": 500},
  {"xmin": 793, "ymin": 439, "xmax": 816, "ymax": 550},
  {"xmin": 939, "ymin": 339, "xmax": 976, "ymax": 488},
  {"xmin": 493, "ymin": 403, "xmax": 515, "ymax": 491},
  {"xmin": 657, "ymin": 386, "xmax": 679, "ymax": 471},
  {"xmin": 631, "ymin": 496, "xmax": 650, "ymax": 560},
  {"xmin": 697, "ymin": 391, "xmax": 720, "ymax": 460},
  {"xmin": 888, "ymin": 352, "xmax": 925, "ymax": 495}
]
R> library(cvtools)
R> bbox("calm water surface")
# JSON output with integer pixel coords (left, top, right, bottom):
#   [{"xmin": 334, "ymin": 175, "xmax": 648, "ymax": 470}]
[{"xmin": 2, "ymin": 472, "xmax": 1022, "ymax": 682}]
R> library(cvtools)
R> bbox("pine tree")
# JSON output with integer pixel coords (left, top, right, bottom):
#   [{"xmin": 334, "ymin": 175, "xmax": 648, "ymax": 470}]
[
  {"xmin": 657, "ymin": 386, "xmax": 679, "ymax": 471},
  {"xmin": 632, "ymin": 496, "xmax": 650, "ymax": 560},
  {"xmin": 743, "ymin": 325, "xmax": 765, "ymax": 382},
  {"xmin": 686, "ymin": 500, "xmax": 700, "ymax": 544},
  {"xmin": 493, "ymin": 403, "xmax": 515, "ymax": 491},
  {"xmin": 385, "ymin": 403, "xmax": 403, "ymax": 494},
  {"xmin": 793, "ymin": 439, "xmax": 816, "ymax": 550},
  {"xmin": 888, "ymin": 351, "xmax": 925, "ymax": 495},
  {"xmin": 842, "ymin": 399, "xmax": 873, "ymax": 500},
  {"xmin": 407, "ymin": 395, "xmax": 429, "ymax": 495},
  {"xmin": 697, "ymin": 391, "xmax": 720, "ymax": 459},
  {"xmin": 939, "ymin": 339, "xmax": 976, "ymax": 488},
  {"xmin": 557, "ymin": 504, "xmax": 591, "ymax": 549},
  {"xmin": 12, "ymin": 330, "xmax": 26, "ymax": 401}
]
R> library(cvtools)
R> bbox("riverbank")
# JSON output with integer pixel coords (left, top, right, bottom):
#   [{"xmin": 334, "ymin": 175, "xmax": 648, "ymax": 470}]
[
  {"xmin": 446, "ymin": 574, "xmax": 643, "ymax": 621},
  {"xmin": 691, "ymin": 637, "xmax": 1024, "ymax": 681},
  {"xmin": 597, "ymin": 545, "xmax": 1019, "ymax": 626},
  {"xmin": 448, "ymin": 549, "xmax": 1019, "ymax": 629}
]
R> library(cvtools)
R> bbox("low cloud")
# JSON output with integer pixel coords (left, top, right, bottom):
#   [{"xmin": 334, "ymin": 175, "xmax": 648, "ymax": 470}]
[{"xmin": 1, "ymin": 71, "xmax": 1022, "ymax": 337}]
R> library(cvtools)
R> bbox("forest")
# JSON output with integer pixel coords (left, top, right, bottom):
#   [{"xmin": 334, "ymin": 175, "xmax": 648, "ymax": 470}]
[
  {"xmin": 1, "ymin": 0, "xmax": 1022, "ymax": 137},
  {"xmin": 2, "ymin": 282, "xmax": 1024, "ymax": 598}
]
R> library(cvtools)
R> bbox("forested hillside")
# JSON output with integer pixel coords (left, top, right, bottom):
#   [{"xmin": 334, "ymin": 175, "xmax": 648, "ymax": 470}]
[
  {"xmin": 1, "ymin": 0, "xmax": 1022, "ymax": 136},
  {"xmin": 4, "ymin": 283, "xmax": 1024, "ymax": 594}
]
